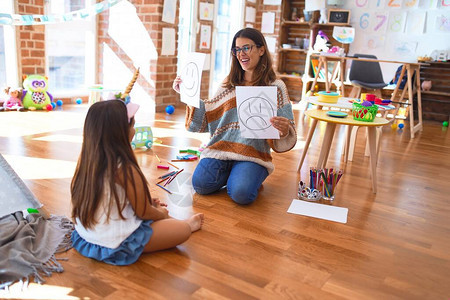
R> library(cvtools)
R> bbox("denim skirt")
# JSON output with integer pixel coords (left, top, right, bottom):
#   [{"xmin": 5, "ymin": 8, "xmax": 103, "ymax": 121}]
[{"xmin": 71, "ymin": 220, "xmax": 153, "ymax": 266}]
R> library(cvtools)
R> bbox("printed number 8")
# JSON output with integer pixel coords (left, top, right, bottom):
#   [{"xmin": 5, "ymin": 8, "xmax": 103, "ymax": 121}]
[{"xmin": 390, "ymin": 15, "xmax": 402, "ymax": 32}]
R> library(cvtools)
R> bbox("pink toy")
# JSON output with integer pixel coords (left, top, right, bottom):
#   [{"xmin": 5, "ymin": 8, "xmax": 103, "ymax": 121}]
[
  {"xmin": 421, "ymin": 80, "xmax": 432, "ymax": 91},
  {"xmin": 2, "ymin": 87, "xmax": 24, "ymax": 111}
]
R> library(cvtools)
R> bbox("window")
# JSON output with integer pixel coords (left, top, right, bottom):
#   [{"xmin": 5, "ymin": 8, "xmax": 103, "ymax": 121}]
[
  {"xmin": 0, "ymin": 0, "xmax": 18, "ymax": 89},
  {"xmin": 45, "ymin": 0, "xmax": 96, "ymax": 96},
  {"xmin": 210, "ymin": 0, "xmax": 243, "ymax": 96},
  {"xmin": 177, "ymin": 0, "xmax": 197, "ymax": 70}
]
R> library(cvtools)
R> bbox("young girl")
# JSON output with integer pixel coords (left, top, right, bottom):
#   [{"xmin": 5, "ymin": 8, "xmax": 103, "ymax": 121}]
[
  {"xmin": 71, "ymin": 99, "xmax": 204, "ymax": 266},
  {"xmin": 173, "ymin": 28, "xmax": 297, "ymax": 205}
]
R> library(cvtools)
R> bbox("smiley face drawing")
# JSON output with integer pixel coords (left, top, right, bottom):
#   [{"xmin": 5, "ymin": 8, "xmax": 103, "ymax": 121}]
[
  {"xmin": 181, "ymin": 62, "xmax": 200, "ymax": 97},
  {"xmin": 238, "ymin": 96, "xmax": 275, "ymax": 131}
]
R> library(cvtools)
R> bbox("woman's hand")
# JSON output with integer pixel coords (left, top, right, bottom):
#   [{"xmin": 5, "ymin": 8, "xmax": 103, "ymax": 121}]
[
  {"xmin": 270, "ymin": 116, "xmax": 290, "ymax": 137},
  {"xmin": 172, "ymin": 76, "xmax": 182, "ymax": 93}
]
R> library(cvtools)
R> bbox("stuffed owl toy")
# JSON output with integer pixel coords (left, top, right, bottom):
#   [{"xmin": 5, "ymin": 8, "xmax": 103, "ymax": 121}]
[{"xmin": 22, "ymin": 75, "xmax": 53, "ymax": 110}]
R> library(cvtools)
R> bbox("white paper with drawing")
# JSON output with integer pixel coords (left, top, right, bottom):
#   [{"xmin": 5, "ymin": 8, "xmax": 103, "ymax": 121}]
[
  {"xmin": 236, "ymin": 86, "xmax": 279, "ymax": 139},
  {"xmin": 179, "ymin": 53, "xmax": 206, "ymax": 108}
]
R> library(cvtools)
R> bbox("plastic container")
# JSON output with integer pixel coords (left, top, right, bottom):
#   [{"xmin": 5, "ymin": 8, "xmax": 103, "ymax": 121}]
[
  {"xmin": 317, "ymin": 91, "xmax": 339, "ymax": 103},
  {"xmin": 352, "ymin": 103, "xmax": 378, "ymax": 122}
]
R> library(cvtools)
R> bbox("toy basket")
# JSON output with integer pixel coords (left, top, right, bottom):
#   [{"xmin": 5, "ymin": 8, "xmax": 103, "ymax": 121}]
[{"xmin": 352, "ymin": 103, "xmax": 378, "ymax": 122}]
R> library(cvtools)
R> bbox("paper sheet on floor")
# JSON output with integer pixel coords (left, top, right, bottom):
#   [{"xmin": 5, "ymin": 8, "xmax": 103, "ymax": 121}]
[{"xmin": 287, "ymin": 199, "xmax": 348, "ymax": 223}]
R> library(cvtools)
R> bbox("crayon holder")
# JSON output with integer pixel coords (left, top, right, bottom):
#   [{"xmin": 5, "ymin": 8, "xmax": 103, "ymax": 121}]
[
  {"xmin": 298, "ymin": 181, "xmax": 322, "ymax": 201},
  {"xmin": 322, "ymin": 185, "xmax": 335, "ymax": 201}
]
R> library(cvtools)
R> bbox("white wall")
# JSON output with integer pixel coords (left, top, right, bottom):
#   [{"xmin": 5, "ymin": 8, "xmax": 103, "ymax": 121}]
[{"xmin": 341, "ymin": 0, "xmax": 450, "ymax": 82}]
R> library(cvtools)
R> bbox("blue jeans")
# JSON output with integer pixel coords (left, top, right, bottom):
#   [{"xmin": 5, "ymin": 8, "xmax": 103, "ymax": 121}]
[{"xmin": 192, "ymin": 158, "xmax": 269, "ymax": 205}]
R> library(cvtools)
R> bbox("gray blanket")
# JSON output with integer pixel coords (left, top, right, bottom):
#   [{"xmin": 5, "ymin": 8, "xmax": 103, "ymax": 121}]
[{"xmin": 0, "ymin": 211, "xmax": 73, "ymax": 289}]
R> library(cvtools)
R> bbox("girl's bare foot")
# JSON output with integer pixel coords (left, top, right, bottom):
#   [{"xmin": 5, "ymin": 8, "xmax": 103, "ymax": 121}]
[{"xmin": 187, "ymin": 213, "xmax": 204, "ymax": 232}]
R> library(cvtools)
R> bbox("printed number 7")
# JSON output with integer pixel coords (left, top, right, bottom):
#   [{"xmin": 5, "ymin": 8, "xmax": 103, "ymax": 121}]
[{"xmin": 374, "ymin": 14, "xmax": 387, "ymax": 31}]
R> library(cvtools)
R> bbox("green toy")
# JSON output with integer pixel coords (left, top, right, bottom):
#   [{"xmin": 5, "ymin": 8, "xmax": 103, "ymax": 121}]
[{"xmin": 22, "ymin": 75, "xmax": 53, "ymax": 110}]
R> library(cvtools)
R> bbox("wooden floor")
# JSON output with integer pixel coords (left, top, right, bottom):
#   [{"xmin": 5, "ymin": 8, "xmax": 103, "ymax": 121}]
[{"xmin": 1, "ymin": 103, "xmax": 450, "ymax": 299}]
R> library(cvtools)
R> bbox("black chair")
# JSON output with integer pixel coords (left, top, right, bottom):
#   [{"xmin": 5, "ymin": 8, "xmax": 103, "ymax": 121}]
[{"xmin": 348, "ymin": 54, "xmax": 388, "ymax": 99}]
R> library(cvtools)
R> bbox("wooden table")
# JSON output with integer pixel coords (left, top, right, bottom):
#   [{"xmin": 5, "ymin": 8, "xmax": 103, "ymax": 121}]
[
  {"xmin": 298, "ymin": 96, "xmax": 396, "ymax": 171},
  {"xmin": 307, "ymin": 54, "xmax": 425, "ymax": 139},
  {"xmin": 301, "ymin": 110, "xmax": 389, "ymax": 193}
]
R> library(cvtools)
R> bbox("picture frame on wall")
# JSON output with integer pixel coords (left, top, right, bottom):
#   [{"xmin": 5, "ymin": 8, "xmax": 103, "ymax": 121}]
[{"xmin": 328, "ymin": 9, "xmax": 350, "ymax": 25}]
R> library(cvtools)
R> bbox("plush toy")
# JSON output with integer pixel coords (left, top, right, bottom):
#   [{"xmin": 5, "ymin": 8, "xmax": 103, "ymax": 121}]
[
  {"xmin": 22, "ymin": 75, "xmax": 53, "ymax": 110},
  {"xmin": 313, "ymin": 30, "xmax": 331, "ymax": 52},
  {"xmin": 421, "ymin": 80, "xmax": 432, "ymax": 91},
  {"xmin": 319, "ymin": 8, "xmax": 327, "ymax": 24},
  {"xmin": 2, "ymin": 87, "xmax": 24, "ymax": 111}
]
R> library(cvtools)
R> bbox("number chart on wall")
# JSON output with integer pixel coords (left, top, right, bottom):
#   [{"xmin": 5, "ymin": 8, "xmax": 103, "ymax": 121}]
[{"xmin": 345, "ymin": 0, "xmax": 450, "ymax": 61}]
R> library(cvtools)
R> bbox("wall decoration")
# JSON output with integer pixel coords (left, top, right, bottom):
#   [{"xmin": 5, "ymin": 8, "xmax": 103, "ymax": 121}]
[
  {"xmin": 328, "ymin": 9, "xmax": 351, "ymax": 25},
  {"xmin": 406, "ymin": 12, "xmax": 426, "ymax": 34},
  {"xmin": 363, "ymin": 35, "xmax": 385, "ymax": 49},
  {"xmin": 332, "ymin": 26, "xmax": 355, "ymax": 43},
  {"xmin": 199, "ymin": 3, "xmax": 214, "ymax": 21},
  {"xmin": 200, "ymin": 24, "xmax": 211, "ymax": 49},
  {"xmin": 388, "ymin": 12, "xmax": 406, "ymax": 33},
  {"xmin": 162, "ymin": 0, "xmax": 176, "ymax": 24},
  {"xmin": 261, "ymin": 12, "xmax": 275, "ymax": 33},
  {"xmin": 435, "ymin": 14, "xmax": 450, "ymax": 33},
  {"xmin": 405, "ymin": 0, "xmax": 419, "ymax": 8},
  {"xmin": 263, "ymin": 0, "xmax": 282, "ymax": 4},
  {"xmin": 245, "ymin": 6, "xmax": 256, "ymax": 23},
  {"xmin": 0, "ymin": 0, "xmax": 121, "ymax": 26},
  {"xmin": 161, "ymin": 28, "xmax": 176, "ymax": 55},
  {"xmin": 387, "ymin": 0, "xmax": 403, "ymax": 8},
  {"xmin": 370, "ymin": 0, "xmax": 386, "ymax": 9},
  {"xmin": 355, "ymin": 0, "xmax": 369, "ymax": 8},
  {"xmin": 265, "ymin": 36, "xmax": 277, "ymax": 53},
  {"xmin": 305, "ymin": 0, "xmax": 326, "ymax": 11},
  {"xmin": 392, "ymin": 41, "xmax": 417, "ymax": 56}
]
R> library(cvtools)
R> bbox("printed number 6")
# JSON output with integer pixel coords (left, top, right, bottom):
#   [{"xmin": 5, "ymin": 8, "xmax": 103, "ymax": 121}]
[{"xmin": 360, "ymin": 13, "xmax": 370, "ymax": 29}]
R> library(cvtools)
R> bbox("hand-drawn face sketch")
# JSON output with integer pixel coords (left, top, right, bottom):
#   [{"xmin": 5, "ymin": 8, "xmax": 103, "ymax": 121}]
[
  {"xmin": 238, "ymin": 95, "xmax": 275, "ymax": 131},
  {"xmin": 179, "ymin": 52, "xmax": 206, "ymax": 108},
  {"xmin": 235, "ymin": 86, "xmax": 280, "ymax": 139},
  {"xmin": 181, "ymin": 62, "xmax": 200, "ymax": 97}
]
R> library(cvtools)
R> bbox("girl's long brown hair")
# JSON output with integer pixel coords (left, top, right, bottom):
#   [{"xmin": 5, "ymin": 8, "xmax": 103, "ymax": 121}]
[
  {"xmin": 223, "ymin": 28, "xmax": 276, "ymax": 89},
  {"xmin": 71, "ymin": 100, "xmax": 151, "ymax": 228}
]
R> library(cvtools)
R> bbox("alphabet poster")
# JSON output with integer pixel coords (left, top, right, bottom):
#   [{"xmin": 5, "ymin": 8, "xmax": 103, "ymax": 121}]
[
  {"xmin": 235, "ymin": 86, "xmax": 279, "ymax": 139},
  {"xmin": 179, "ymin": 52, "xmax": 206, "ymax": 108}
]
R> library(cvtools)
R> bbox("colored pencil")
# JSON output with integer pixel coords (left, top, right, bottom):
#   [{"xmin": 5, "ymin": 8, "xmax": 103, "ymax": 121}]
[
  {"xmin": 157, "ymin": 165, "xmax": 169, "ymax": 169},
  {"xmin": 156, "ymin": 183, "xmax": 172, "ymax": 194},
  {"xmin": 165, "ymin": 168, "xmax": 184, "ymax": 186},
  {"xmin": 158, "ymin": 171, "xmax": 177, "ymax": 179},
  {"xmin": 167, "ymin": 162, "xmax": 179, "ymax": 169},
  {"xmin": 155, "ymin": 154, "xmax": 161, "ymax": 162}
]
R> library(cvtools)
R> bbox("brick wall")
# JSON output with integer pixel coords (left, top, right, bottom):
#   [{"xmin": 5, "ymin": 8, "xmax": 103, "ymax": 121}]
[
  {"xmin": 16, "ymin": 0, "xmax": 46, "ymax": 79},
  {"xmin": 255, "ymin": 1, "xmax": 282, "ymax": 72}
]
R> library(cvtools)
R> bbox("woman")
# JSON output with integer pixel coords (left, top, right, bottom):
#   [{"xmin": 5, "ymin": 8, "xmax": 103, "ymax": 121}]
[{"xmin": 173, "ymin": 28, "xmax": 296, "ymax": 205}]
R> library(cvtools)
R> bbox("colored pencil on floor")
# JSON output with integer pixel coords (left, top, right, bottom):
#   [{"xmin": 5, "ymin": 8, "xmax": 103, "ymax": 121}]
[
  {"xmin": 167, "ymin": 162, "xmax": 179, "ymax": 169},
  {"xmin": 156, "ymin": 184, "xmax": 172, "ymax": 194}
]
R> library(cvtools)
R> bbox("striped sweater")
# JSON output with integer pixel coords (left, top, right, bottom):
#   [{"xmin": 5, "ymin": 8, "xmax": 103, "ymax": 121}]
[{"xmin": 185, "ymin": 79, "xmax": 297, "ymax": 174}]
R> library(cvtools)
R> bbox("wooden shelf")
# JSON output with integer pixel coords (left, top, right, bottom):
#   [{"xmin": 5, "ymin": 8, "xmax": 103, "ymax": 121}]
[
  {"xmin": 278, "ymin": 73, "xmax": 303, "ymax": 80},
  {"xmin": 278, "ymin": 48, "xmax": 308, "ymax": 53},
  {"xmin": 282, "ymin": 20, "xmax": 310, "ymax": 26}
]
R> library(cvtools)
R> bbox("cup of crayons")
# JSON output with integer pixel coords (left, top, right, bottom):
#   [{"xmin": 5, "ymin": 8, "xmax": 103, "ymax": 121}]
[
  {"xmin": 298, "ymin": 167, "xmax": 343, "ymax": 201},
  {"xmin": 320, "ymin": 168, "xmax": 343, "ymax": 201}
]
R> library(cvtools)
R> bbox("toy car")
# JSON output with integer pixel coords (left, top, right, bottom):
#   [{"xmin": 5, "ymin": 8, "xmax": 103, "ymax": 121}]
[{"xmin": 131, "ymin": 126, "xmax": 153, "ymax": 149}]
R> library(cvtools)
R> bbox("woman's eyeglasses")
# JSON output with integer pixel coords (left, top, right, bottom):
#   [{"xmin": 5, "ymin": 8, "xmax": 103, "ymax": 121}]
[{"xmin": 231, "ymin": 44, "xmax": 258, "ymax": 56}]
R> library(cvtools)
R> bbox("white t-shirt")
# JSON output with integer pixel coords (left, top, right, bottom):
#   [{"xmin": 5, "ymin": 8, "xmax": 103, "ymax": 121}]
[{"xmin": 74, "ymin": 180, "xmax": 142, "ymax": 249}]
